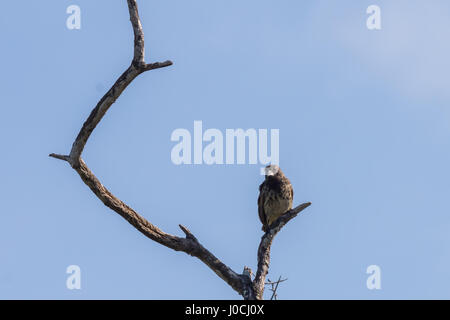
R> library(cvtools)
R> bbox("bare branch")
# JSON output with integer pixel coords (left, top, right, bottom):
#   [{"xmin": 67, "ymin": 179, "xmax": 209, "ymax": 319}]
[
  {"xmin": 67, "ymin": 62, "xmax": 170, "ymax": 168},
  {"xmin": 144, "ymin": 60, "xmax": 173, "ymax": 71},
  {"xmin": 266, "ymin": 276, "xmax": 287, "ymax": 300},
  {"xmin": 71, "ymin": 158, "xmax": 247, "ymax": 293},
  {"xmin": 49, "ymin": 153, "xmax": 69, "ymax": 161},
  {"xmin": 252, "ymin": 202, "xmax": 311, "ymax": 299},
  {"xmin": 127, "ymin": 0, "xmax": 145, "ymax": 65},
  {"xmin": 66, "ymin": 1, "xmax": 172, "ymax": 168},
  {"xmin": 179, "ymin": 224, "xmax": 198, "ymax": 241}
]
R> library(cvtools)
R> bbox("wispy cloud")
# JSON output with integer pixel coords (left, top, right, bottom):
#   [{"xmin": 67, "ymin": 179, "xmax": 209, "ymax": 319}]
[{"xmin": 311, "ymin": 1, "xmax": 450, "ymax": 102}]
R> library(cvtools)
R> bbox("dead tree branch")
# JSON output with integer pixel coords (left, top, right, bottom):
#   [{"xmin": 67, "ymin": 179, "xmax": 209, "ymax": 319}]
[
  {"xmin": 266, "ymin": 276, "xmax": 288, "ymax": 300},
  {"xmin": 252, "ymin": 202, "xmax": 311, "ymax": 299},
  {"xmin": 49, "ymin": 0, "xmax": 310, "ymax": 300}
]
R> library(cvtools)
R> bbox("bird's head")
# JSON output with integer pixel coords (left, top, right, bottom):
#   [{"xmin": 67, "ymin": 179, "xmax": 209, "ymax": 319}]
[{"xmin": 264, "ymin": 164, "xmax": 282, "ymax": 178}]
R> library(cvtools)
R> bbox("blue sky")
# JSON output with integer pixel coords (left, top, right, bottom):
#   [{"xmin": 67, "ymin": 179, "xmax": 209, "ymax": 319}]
[{"xmin": 1, "ymin": 0, "xmax": 450, "ymax": 299}]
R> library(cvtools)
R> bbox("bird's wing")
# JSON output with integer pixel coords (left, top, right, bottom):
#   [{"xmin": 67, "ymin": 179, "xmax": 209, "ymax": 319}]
[
  {"xmin": 258, "ymin": 183, "xmax": 267, "ymax": 227},
  {"xmin": 290, "ymin": 182, "xmax": 294, "ymax": 201}
]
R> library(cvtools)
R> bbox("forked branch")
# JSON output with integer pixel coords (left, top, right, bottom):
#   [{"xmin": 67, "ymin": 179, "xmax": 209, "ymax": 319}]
[{"xmin": 49, "ymin": 0, "xmax": 310, "ymax": 300}]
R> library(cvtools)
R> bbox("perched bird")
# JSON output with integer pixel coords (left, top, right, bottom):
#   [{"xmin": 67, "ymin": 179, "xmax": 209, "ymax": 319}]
[{"xmin": 258, "ymin": 165, "xmax": 294, "ymax": 232}]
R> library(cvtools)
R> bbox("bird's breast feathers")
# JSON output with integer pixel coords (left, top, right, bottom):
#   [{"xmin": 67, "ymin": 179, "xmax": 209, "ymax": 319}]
[{"xmin": 262, "ymin": 188, "xmax": 293, "ymax": 226}]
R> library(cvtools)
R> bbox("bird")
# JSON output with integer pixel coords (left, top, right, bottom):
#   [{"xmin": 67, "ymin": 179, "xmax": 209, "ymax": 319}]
[{"xmin": 258, "ymin": 165, "xmax": 294, "ymax": 232}]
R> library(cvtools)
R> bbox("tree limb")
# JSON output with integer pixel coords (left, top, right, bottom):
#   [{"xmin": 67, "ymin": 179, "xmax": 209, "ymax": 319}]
[
  {"xmin": 50, "ymin": 0, "xmax": 311, "ymax": 300},
  {"xmin": 252, "ymin": 202, "xmax": 311, "ymax": 299}
]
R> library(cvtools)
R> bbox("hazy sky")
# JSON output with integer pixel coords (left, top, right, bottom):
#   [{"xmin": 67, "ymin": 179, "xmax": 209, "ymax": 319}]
[{"xmin": 1, "ymin": 0, "xmax": 450, "ymax": 299}]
